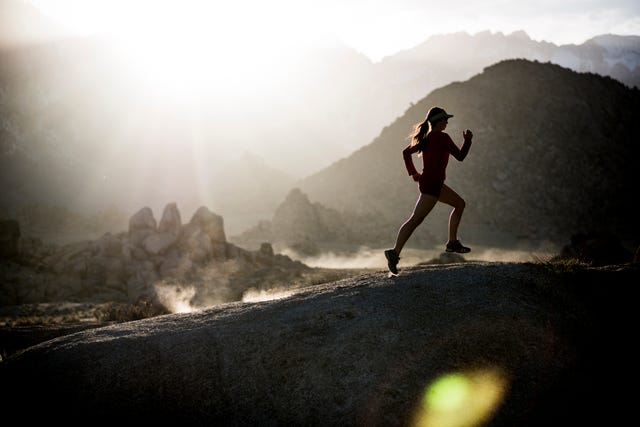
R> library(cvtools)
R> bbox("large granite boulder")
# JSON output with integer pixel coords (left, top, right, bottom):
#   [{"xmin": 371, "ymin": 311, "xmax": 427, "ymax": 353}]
[
  {"xmin": 128, "ymin": 207, "xmax": 157, "ymax": 247},
  {"xmin": 2, "ymin": 262, "xmax": 635, "ymax": 426},
  {"xmin": 158, "ymin": 202, "xmax": 182, "ymax": 235},
  {"xmin": 184, "ymin": 206, "xmax": 227, "ymax": 259}
]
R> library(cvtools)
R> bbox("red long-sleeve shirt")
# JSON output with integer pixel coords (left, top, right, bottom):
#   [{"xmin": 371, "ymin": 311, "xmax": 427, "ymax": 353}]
[{"xmin": 402, "ymin": 131, "xmax": 472, "ymax": 181}]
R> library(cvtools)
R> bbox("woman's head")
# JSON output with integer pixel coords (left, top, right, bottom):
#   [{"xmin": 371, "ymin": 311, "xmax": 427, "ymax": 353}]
[
  {"xmin": 409, "ymin": 106, "xmax": 454, "ymax": 148},
  {"xmin": 426, "ymin": 107, "xmax": 453, "ymax": 127}
]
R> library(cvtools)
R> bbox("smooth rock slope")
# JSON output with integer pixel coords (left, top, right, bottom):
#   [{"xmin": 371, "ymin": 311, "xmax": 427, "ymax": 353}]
[{"xmin": 1, "ymin": 261, "xmax": 636, "ymax": 426}]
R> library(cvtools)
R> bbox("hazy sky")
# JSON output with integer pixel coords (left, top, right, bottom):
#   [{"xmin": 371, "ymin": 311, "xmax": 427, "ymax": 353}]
[{"xmin": 29, "ymin": 0, "xmax": 640, "ymax": 61}]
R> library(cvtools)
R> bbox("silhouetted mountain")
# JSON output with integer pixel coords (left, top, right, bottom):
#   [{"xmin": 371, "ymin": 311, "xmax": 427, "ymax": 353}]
[
  {"xmin": 358, "ymin": 31, "xmax": 640, "ymax": 159},
  {"xmin": 209, "ymin": 152, "xmax": 296, "ymax": 233},
  {"xmin": 296, "ymin": 59, "xmax": 640, "ymax": 249},
  {"xmin": 1, "ymin": 19, "xmax": 639, "ymax": 238}
]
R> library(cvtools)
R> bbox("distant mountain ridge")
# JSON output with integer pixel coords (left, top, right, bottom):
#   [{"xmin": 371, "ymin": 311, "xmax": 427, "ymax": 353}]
[
  {"xmin": 1, "ymin": 20, "xmax": 639, "ymax": 236},
  {"xmin": 287, "ymin": 31, "xmax": 640, "ymax": 174},
  {"xmin": 291, "ymin": 59, "xmax": 640, "ymax": 249},
  {"xmin": 373, "ymin": 31, "xmax": 640, "ymax": 123}
]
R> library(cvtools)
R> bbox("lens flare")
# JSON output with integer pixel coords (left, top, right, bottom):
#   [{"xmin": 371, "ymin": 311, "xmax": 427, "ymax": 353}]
[
  {"xmin": 411, "ymin": 367, "xmax": 508, "ymax": 427},
  {"xmin": 426, "ymin": 373, "xmax": 470, "ymax": 411}
]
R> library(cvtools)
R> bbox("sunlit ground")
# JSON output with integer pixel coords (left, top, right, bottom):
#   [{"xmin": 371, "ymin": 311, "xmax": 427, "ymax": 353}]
[
  {"xmin": 282, "ymin": 243, "xmax": 560, "ymax": 270},
  {"xmin": 241, "ymin": 288, "xmax": 297, "ymax": 303},
  {"xmin": 153, "ymin": 280, "xmax": 301, "ymax": 310}
]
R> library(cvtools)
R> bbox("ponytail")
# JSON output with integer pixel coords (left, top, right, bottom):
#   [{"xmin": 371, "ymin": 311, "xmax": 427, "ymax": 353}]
[
  {"xmin": 408, "ymin": 117, "xmax": 432, "ymax": 154},
  {"xmin": 409, "ymin": 106, "xmax": 447, "ymax": 153}
]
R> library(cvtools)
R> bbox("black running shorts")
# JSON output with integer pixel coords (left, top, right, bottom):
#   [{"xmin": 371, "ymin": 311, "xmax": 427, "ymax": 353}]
[{"xmin": 419, "ymin": 177, "xmax": 444, "ymax": 198}]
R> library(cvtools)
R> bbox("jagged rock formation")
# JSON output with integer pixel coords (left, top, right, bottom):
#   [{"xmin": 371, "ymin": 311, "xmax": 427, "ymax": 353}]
[
  {"xmin": 233, "ymin": 188, "xmax": 435, "ymax": 253},
  {"xmin": 1, "ymin": 262, "xmax": 637, "ymax": 425},
  {"xmin": 0, "ymin": 203, "xmax": 308, "ymax": 308}
]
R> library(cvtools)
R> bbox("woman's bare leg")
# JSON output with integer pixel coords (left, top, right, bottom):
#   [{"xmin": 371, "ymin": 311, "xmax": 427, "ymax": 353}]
[
  {"xmin": 438, "ymin": 183, "xmax": 466, "ymax": 242},
  {"xmin": 393, "ymin": 193, "xmax": 438, "ymax": 255}
]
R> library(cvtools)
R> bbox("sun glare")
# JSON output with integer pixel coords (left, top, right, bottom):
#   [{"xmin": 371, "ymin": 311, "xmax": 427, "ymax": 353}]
[
  {"xmin": 29, "ymin": 0, "xmax": 329, "ymax": 101},
  {"xmin": 26, "ymin": 1, "xmax": 336, "ymax": 213}
]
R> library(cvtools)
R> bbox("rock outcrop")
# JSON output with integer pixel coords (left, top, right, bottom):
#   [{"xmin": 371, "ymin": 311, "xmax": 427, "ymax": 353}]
[
  {"xmin": 0, "ymin": 204, "xmax": 308, "ymax": 308},
  {"xmin": 1, "ymin": 262, "xmax": 636, "ymax": 426},
  {"xmin": 233, "ymin": 188, "xmax": 435, "ymax": 254}
]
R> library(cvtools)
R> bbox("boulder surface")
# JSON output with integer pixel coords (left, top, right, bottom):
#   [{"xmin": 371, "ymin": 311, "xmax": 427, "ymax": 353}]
[{"xmin": 1, "ymin": 262, "xmax": 636, "ymax": 426}]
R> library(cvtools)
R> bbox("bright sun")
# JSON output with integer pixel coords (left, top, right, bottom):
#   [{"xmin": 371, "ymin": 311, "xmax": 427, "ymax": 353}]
[
  {"xmin": 29, "ymin": 0, "xmax": 327, "ymax": 101},
  {"xmin": 25, "ymin": 0, "xmax": 340, "ymax": 210}
]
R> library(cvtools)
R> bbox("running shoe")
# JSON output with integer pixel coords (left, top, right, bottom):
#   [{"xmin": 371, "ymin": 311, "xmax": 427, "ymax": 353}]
[
  {"xmin": 445, "ymin": 240, "xmax": 471, "ymax": 254},
  {"xmin": 384, "ymin": 249, "xmax": 400, "ymax": 274}
]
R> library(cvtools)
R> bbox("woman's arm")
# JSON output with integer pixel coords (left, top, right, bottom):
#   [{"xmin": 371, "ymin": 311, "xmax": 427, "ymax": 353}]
[
  {"xmin": 447, "ymin": 130, "xmax": 473, "ymax": 161},
  {"xmin": 402, "ymin": 144, "xmax": 421, "ymax": 179}
]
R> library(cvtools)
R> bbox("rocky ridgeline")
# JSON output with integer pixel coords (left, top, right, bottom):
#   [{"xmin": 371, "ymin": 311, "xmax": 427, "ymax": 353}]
[
  {"xmin": 233, "ymin": 188, "xmax": 435, "ymax": 255},
  {"xmin": 0, "ymin": 203, "xmax": 308, "ymax": 308}
]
